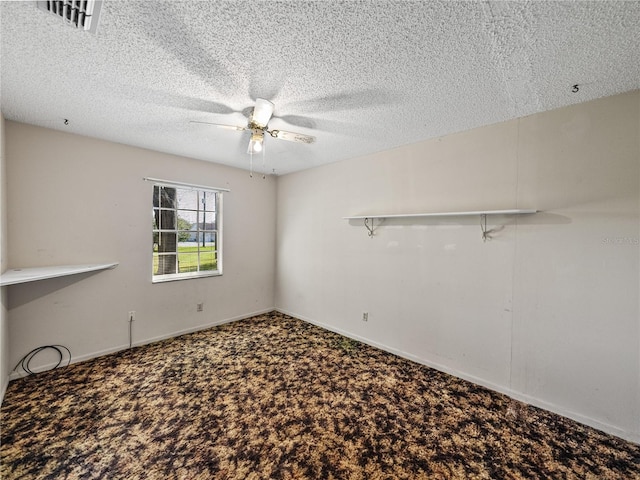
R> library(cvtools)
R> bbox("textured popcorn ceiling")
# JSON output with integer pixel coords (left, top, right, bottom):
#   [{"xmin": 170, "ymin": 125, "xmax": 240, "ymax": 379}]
[{"xmin": 1, "ymin": 1, "xmax": 639, "ymax": 175}]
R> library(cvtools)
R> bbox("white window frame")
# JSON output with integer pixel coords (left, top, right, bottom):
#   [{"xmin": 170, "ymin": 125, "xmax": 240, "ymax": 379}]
[{"xmin": 148, "ymin": 178, "xmax": 227, "ymax": 283}]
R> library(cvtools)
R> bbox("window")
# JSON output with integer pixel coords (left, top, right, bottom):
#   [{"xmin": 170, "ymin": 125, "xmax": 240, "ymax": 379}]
[{"xmin": 152, "ymin": 182, "xmax": 222, "ymax": 282}]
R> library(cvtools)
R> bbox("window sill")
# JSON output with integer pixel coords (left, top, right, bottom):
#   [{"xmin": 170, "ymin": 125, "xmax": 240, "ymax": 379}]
[{"xmin": 152, "ymin": 270, "xmax": 222, "ymax": 283}]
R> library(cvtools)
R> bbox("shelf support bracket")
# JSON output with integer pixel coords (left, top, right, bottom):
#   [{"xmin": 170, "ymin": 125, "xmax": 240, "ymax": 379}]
[
  {"xmin": 364, "ymin": 217, "xmax": 375, "ymax": 238},
  {"xmin": 480, "ymin": 214, "xmax": 489, "ymax": 242},
  {"xmin": 479, "ymin": 214, "xmax": 504, "ymax": 242}
]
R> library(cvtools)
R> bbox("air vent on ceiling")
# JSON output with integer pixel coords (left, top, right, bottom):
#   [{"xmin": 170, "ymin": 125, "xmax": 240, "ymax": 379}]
[{"xmin": 37, "ymin": 1, "xmax": 102, "ymax": 33}]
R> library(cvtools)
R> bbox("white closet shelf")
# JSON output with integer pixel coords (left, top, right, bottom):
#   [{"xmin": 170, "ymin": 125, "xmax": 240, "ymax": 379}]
[
  {"xmin": 0, "ymin": 263, "xmax": 118, "ymax": 287},
  {"xmin": 344, "ymin": 209, "xmax": 537, "ymax": 239},
  {"xmin": 343, "ymin": 209, "xmax": 537, "ymax": 220}
]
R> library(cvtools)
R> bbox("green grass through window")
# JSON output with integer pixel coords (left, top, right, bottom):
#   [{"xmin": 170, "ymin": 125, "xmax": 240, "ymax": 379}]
[{"xmin": 153, "ymin": 245, "xmax": 217, "ymax": 275}]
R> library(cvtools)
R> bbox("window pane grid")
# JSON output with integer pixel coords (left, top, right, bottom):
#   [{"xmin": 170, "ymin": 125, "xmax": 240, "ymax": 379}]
[{"xmin": 152, "ymin": 184, "xmax": 221, "ymax": 281}]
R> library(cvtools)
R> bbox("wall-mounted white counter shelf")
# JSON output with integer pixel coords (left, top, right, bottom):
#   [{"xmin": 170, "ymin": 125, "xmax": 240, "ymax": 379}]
[
  {"xmin": 343, "ymin": 209, "xmax": 537, "ymax": 240},
  {"xmin": 0, "ymin": 263, "xmax": 118, "ymax": 287}
]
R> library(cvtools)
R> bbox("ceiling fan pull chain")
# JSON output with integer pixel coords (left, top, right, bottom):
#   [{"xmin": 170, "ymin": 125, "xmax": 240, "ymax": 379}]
[
  {"xmin": 262, "ymin": 147, "xmax": 266, "ymax": 179},
  {"xmin": 249, "ymin": 151, "xmax": 254, "ymax": 178}
]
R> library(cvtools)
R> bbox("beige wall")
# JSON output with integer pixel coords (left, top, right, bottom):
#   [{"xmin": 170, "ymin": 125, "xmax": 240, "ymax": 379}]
[
  {"xmin": 276, "ymin": 91, "xmax": 640, "ymax": 443},
  {"xmin": 5, "ymin": 123, "xmax": 276, "ymax": 375},
  {"xmin": 3, "ymin": 91, "xmax": 639, "ymax": 443},
  {"xmin": 1, "ymin": 112, "xmax": 8, "ymax": 402}
]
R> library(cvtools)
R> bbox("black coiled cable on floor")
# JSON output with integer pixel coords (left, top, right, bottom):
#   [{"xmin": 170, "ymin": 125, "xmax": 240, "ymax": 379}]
[{"xmin": 11, "ymin": 345, "xmax": 71, "ymax": 376}]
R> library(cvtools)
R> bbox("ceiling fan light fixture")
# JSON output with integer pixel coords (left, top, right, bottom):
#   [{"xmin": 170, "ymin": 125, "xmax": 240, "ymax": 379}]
[{"xmin": 247, "ymin": 130, "xmax": 265, "ymax": 154}]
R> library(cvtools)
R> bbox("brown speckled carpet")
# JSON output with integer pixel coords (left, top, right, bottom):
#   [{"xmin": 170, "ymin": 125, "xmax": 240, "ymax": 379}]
[{"xmin": 1, "ymin": 311, "xmax": 639, "ymax": 479}]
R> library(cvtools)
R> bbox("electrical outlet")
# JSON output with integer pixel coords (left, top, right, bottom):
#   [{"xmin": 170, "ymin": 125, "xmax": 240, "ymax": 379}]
[
  {"xmin": 128, "ymin": 311, "xmax": 135, "ymax": 322},
  {"xmin": 362, "ymin": 312, "xmax": 368, "ymax": 322},
  {"xmin": 197, "ymin": 303, "xmax": 204, "ymax": 312}
]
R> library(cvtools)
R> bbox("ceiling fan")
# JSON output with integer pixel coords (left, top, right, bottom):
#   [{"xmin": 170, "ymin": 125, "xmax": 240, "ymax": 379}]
[{"xmin": 191, "ymin": 98, "xmax": 316, "ymax": 154}]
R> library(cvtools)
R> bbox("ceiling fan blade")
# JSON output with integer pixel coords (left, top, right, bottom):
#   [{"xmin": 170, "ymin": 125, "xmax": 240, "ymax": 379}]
[
  {"xmin": 251, "ymin": 98, "xmax": 275, "ymax": 128},
  {"xmin": 189, "ymin": 121, "xmax": 246, "ymax": 132},
  {"xmin": 268, "ymin": 129, "xmax": 316, "ymax": 144}
]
